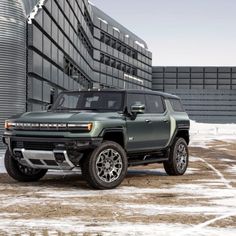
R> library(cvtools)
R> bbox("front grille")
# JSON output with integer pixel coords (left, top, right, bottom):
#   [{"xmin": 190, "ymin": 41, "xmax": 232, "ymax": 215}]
[{"xmin": 13, "ymin": 141, "xmax": 55, "ymax": 151}]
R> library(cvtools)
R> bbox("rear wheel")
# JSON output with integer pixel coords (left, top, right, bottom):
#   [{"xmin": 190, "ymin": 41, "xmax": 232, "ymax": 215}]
[
  {"xmin": 4, "ymin": 149, "xmax": 47, "ymax": 182},
  {"xmin": 81, "ymin": 141, "xmax": 128, "ymax": 189},
  {"xmin": 164, "ymin": 137, "xmax": 189, "ymax": 176}
]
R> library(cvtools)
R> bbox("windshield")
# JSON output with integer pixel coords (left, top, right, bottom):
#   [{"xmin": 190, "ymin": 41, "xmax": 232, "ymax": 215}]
[{"xmin": 52, "ymin": 91, "xmax": 124, "ymax": 112}]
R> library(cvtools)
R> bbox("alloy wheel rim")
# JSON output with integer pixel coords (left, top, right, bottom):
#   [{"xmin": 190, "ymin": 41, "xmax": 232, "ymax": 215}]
[
  {"xmin": 96, "ymin": 148, "xmax": 123, "ymax": 183},
  {"xmin": 176, "ymin": 143, "xmax": 188, "ymax": 172}
]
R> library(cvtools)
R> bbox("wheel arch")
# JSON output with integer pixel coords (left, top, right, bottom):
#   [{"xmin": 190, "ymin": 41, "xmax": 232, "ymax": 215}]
[
  {"xmin": 176, "ymin": 129, "xmax": 190, "ymax": 145},
  {"xmin": 100, "ymin": 128, "xmax": 126, "ymax": 149},
  {"xmin": 169, "ymin": 129, "xmax": 190, "ymax": 147}
]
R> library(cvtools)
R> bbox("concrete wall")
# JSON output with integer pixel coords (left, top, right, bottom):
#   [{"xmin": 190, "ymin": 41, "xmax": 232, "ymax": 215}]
[{"xmin": 153, "ymin": 66, "xmax": 236, "ymax": 123}]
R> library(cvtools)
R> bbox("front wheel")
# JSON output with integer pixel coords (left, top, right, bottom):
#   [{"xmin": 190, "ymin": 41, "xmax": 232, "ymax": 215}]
[
  {"xmin": 4, "ymin": 149, "xmax": 48, "ymax": 182},
  {"xmin": 163, "ymin": 137, "xmax": 189, "ymax": 176},
  {"xmin": 81, "ymin": 141, "xmax": 128, "ymax": 189}
]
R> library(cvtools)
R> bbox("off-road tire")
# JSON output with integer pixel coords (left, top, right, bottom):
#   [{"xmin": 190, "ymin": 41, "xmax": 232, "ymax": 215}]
[
  {"xmin": 4, "ymin": 149, "xmax": 47, "ymax": 182},
  {"xmin": 81, "ymin": 141, "xmax": 128, "ymax": 190},
  {"xmin": 164, "ymin": 137, "xmax": 189, "ymax": 176}
]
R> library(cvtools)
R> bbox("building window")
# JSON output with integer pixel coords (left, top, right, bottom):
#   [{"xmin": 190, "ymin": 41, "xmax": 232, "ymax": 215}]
[
  {"xmin": 99, "ymin": 53, "xmax": 137, "ymax": 76},
  {"xmin": 64, "ymin": 56, "xmax": 91, "ymax": 88},
  {"xmin": 100, "ymin": 54, "xmax": 105, "ymax": 63},
  {"xmin": 104, "ymin": 56, "xmax": 110, "ymax": 66},
  {"xmin": 77, "ymin": 21, "xmax": 93, "ymax": 57},
  {"xmin": 101, "ymin": 32, "xmax": 105, "ymax": 43},
  {"xmin": 84, "ymin": 7, "xmax": 94, "ymax": 34},
  {"xmin": 100, "ymin": 31, "xmax": 138, "ymax": 59}
]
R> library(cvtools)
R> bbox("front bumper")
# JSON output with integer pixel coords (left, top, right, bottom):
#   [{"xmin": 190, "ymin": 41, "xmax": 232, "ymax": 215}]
[
  {"xmin": 2, "ymin": 135, "xmax": 102, "ymax": 170},
  {"xmin": 12, "ymin": 149, "xmax": 75, "ymax": 170},
  {"xmin": 2, "ymin": 135, "xmax": 102, "ymax": 152}
]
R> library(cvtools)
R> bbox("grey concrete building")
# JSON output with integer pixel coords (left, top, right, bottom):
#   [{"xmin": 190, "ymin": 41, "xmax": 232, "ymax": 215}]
[
  {"xmin": 153, "ymin": 66, "xmax": 236, "ymax": 123},
  {"xmin": 92, "ymin": 6, "xmax": 152, "ymax": 90},
  {"xmin": 0, "ymin": 0, "xmax": 152, "ymax": 148}
]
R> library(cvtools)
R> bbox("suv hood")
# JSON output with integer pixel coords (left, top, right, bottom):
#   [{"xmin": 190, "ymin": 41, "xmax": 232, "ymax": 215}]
[{"xmin": 14, "ymin": 111, "xmax": 121, "ymax": 123}]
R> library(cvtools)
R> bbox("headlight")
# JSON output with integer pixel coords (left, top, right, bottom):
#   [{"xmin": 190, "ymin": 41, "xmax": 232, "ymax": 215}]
[
  {"xmin": 67, "ymin": 123, "xmax": 93, "ymax": 132},
  {"xmin": 4, "ymin": 120, "xmax": 16, "ymax": 130}
]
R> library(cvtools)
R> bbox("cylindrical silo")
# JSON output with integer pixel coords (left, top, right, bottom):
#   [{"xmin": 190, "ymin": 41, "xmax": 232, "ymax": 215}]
[{"xmin": 0, "ymin": 0, "xmax": 27, "ymax": 149}]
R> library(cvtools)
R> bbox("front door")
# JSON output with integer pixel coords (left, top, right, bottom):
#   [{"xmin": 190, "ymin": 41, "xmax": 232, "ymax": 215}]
[
  {"xmin": 126, "ymin": 93, "xmax": 153, "ymax": 152},
  {"xmin": 126, "ymin": 93, "xmax": 171, "ymax": 152}
]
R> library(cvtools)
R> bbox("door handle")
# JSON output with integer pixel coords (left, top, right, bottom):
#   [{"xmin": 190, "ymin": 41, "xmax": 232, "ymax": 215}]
[
  {"xmin": 145, "ymin": 119, "xmax": 152, "ymax": 124},
  {"xmin": 163, "ymin": 119, "xmax": 169, "ymax": 123}
]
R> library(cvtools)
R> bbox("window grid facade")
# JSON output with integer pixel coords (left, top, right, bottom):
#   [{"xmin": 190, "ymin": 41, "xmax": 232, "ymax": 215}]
[
  {"xmin": 153, "ymin": 66, "xmax": 236, "ymax": 123},
  {"xmin": 26, "ymin": 0, "xmax": 152, "ymax": 111},
  {"xmin": 92, "ymin": 5, "xmax": 152, "ymax": 90}
]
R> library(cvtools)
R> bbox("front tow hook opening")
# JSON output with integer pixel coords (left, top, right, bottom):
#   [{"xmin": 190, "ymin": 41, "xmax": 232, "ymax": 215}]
[
  {"xmin": 53, "ymin": 151, "xmax": 75, "ymax": 168},
  {"xmin": 54, "ymin": 153, "xmax": 66, "ymax": 164},
  {"xmin": 14, "ymin": 150, "xmax": 24, "ymax": 161}
]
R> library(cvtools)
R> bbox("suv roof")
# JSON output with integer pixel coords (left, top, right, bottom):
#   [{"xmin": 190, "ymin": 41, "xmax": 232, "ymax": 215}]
[
  {"xmin": 69, "ymin": 89, "xmax": 180, "ymax": 100},
  {"xmin": 123, "ymin": 89, "xmax": 179, "ymax": 99}
]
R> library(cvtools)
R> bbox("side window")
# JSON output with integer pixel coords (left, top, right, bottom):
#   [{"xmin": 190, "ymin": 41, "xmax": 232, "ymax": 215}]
[
  {"xmin": 169, "ymin": 99, "xmax": 185, "ymax": 112},
  {"xmin": 127, "ymin": 93, "xmax": 146, "ymax": 112},
  {"xmin": 145, "ymin": 95, "xmax": 165, "ymax": 114}
]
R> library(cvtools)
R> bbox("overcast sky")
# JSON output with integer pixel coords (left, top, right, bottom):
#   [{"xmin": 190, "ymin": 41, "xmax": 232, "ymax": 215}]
[{"xmin": 91, "ymin": 0, "xmax": 236, "ymax": 66}]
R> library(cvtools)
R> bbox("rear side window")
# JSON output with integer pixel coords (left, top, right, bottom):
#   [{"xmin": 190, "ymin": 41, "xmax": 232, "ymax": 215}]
[
  {"xmin": 145, "ymin": 95, "xmax": 165, "ymax": 114},
  {"xmin": 169, "ymin": 99, "xmax": 185, "ymax": 112}
]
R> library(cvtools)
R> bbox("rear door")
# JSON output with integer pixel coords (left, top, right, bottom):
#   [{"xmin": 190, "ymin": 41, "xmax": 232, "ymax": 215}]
[{"xmin": 145, "ymin": 94, "xmax": 170, "ymax": 149}]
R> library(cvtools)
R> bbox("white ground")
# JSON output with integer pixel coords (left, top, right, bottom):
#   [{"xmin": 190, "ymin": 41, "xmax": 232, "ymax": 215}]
[
  {"xmin": 0, "ymin": 150, "xmax": 4, "ymax": 173},
  {"xmin": 0, "ymin": 121, "xmax": 236, "ymax": 235}
]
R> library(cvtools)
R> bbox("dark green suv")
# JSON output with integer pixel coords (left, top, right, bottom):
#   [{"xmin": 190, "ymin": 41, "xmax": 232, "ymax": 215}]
[{"xmin": 3, "ymin": 89, "xmax": 190, "ymax": 189}]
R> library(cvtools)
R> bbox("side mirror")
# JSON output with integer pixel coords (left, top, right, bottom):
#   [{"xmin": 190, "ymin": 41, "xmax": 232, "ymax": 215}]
[{"xmin": 130, "ymin": 104, "xmax": 145, "ymax": 115}]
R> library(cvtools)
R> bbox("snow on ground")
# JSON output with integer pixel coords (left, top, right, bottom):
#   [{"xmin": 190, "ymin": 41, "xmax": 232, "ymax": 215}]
[
  {"xmin": 190, "ymin": 120, "xmax": 236, "ymax": 147},
  {"xmin": 0, "ymin": 150, "xmax": 5, "ymax": 173},
  {"xmin": 0, "ymin": 121, "xmax": 236, "ymax": 235}
]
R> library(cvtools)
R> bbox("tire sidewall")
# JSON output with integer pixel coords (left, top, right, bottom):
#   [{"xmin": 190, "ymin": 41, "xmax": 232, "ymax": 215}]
[
  {"xmin": 88, "ymin": 142, "xmax": 128, "ymax": 189},
  {"xmin": 172, "ymin": 138, "xmax": 189, "ymax": 175},
  {"xmin": 4, "ymin": 149, "xmax": 47, "ymax": 182}
]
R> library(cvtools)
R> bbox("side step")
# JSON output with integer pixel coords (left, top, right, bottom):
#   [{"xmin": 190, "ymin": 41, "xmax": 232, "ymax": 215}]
[{"xmin": 128, "ymin": 157, "xmax": 168, "ymax": 167}]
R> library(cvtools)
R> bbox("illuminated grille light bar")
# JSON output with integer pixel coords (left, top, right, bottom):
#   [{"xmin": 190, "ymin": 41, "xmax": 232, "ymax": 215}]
[{"xmin": 12, "ymin": 123, "xmax": 92, "ymax": 131}]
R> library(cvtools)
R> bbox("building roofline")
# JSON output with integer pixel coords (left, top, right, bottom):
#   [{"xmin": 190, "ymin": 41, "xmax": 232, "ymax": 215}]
[{"xmin": 91, "ymin": 4, "xmax": 148, "ymax": 50}]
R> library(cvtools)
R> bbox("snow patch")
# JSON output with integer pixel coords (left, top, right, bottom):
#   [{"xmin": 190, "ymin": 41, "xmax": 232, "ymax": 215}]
[
  {"xmin": 197, "ymin": 157, "xmax": 233, "ymax": 189},
  {"xmin": 135, "ymin": 40, "xmax": 146, "ymax": 49},
  {"xmin": 0, "ymin": 219, "xmax": 235, "ymax": 236},
  {"xmin": 190, "ymin": 120, "xmax": 236, "ymax": 148},
  {"xmin": 0, "ymin": 150, "xmax": 5, "ymax": 173},
  {"xmin": 186, "ymin": 167, "xmax": 200, "ymax": 174},
  {"xmin": 28, "ymin": 0, "xmax": 46, "ymax": 24},
  {"xmin": 226, "ymin": 165, "xmax": 236, "ymax": 174},
  {"xmin": 221, "ymin": 158, "xmax": 236, "ymax": 163}
]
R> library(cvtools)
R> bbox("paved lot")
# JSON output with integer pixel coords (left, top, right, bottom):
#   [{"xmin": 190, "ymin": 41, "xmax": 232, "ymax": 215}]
[{"xmin": 0, "ymin": 139, "xmax": 235, "ymax": 235}]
